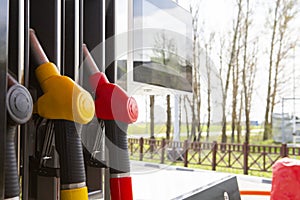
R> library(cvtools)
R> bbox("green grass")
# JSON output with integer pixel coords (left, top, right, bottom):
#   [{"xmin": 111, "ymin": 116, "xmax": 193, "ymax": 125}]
[
  {"xmin": 129, "ymin": 123, "xmax": 273, "ymax": 145},
  {"xmin": 129, "ymin": 123, "xmax": 263, "ymax": 133}
]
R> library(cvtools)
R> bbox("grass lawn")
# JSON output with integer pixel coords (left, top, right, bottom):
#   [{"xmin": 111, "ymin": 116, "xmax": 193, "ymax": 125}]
[{"xmin": 128, "ymin": 122, "xmax": 274, "ymax": 145}]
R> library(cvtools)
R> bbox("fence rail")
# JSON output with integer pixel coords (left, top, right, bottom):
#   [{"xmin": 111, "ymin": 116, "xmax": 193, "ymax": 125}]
[{"xmin": 128, "ymin": 137, "xmax": 299, "ymax": 175}]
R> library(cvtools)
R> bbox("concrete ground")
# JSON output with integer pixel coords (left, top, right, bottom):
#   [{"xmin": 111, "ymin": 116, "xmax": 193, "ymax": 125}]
[
  {"xmin": 130, "ymin": 161, "xmax": 271, "ymax": 200},
  {"xmin": 89, "ymin": 160, "xmax": 272, "ymax": 200}
]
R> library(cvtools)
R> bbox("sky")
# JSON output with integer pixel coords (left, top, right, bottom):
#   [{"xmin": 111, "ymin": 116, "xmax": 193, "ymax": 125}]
[{"xmin": 178, "ymin": 0, "xmax": 300, "ymax": 122}]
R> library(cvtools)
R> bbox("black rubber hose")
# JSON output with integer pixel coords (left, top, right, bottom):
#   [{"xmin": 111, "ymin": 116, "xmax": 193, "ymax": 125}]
[
  {"xmin": 54, "ymin": 120, "xmax": 86, "ymax": 185},
  {"xmin": 4, "ymin": 125, "xmax": 20, "ymax": 199},
  {"xmin": 82, "ymin": 118, "xmax": 106, "ymax": 168},
  {"xmin": 105, "ymin": 120, "xmax": 130, "ymax": 174}
]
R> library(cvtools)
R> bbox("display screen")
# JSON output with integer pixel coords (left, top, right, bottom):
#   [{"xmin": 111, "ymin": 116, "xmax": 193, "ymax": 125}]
[
  {"xmin": 116, "ymin": 0, "xmax": 193, "ymax": 94},
  {"xmin": 133, "ymin": 0, "xmax": 193, "ymax": 93}
]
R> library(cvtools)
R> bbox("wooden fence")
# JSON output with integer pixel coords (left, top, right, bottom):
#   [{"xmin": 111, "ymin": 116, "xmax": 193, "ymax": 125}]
[{"xmin": 128, "ymin": 137, "xmax": 300, "ymax": 175}]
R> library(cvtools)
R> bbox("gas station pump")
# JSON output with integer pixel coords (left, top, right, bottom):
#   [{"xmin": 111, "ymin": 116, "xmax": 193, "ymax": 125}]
[
  {"xmin": 83, "ymin": 45, "xmax": 138, "ymax": 200},
  {"xmin": 1, "ymin": 0, "xmax": 139, "ymax": 199},
  {"xmin": 29, "ymin": 30, "xmax": 95, "ymax": 200}
]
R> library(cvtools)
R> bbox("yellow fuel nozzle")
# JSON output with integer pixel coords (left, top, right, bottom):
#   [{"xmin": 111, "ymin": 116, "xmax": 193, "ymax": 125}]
[{"xmin": 30, "ymin": 29, "xmax": 95, "ymax": 124}]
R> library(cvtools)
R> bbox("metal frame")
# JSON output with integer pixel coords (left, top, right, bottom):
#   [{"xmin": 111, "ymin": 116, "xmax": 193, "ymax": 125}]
[
  {"xmin": 82, "ymin": 0, "xmax": 105, "ymax": 92},
  {"xmin": 83, "ymin": 0, "xmax": 104, "ymax": 67},
  {"xmin": 63, "ymin": 0, "xmax": 82, "ymax": 81},
  {"xmin": 21, "ymin": 0, "xmax": 30, "ymax": 199},
  {"xmin": 0, "ymin": 0, "xmax": 9, "ymax": 198},
  {"xmin": 8, "ymin": 0, "xmax": 19, "ymax": 75},
  {"xmin": 105, "ymin": 0, "xmax": 115, "ymax": 83},
  {"xmin": 105, "ymin": 1, "xmax": 115, "ymax": 199},
  {"xmin": 82, "ymin": 0, "xmax": 106, "ymax": 196},
  {"xmin": 7, "ymin": 0, "xmax": 30, "ymax": 199},
  {"xmin": 29, "ymin": 1, "xmax": 62, "ymax": 199}
]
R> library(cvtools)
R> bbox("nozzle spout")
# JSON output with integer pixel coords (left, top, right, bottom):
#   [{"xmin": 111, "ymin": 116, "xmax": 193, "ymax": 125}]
[
  {"xmin": 29, "ymin": 29, "xmax": 49, "ymax": 67},
  {"xmin": 82, "ymin": 44, "xmax": 100, "ymax": 75}
]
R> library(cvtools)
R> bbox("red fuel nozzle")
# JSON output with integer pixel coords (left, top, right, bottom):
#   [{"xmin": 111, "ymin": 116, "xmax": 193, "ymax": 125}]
[
  {"xmin": 83, "ymin": 45, "xmax": 138, "ymax": 124},
  {"xmin": 83, "ymin": 44, "xmax": 135, "ymax": 200}
]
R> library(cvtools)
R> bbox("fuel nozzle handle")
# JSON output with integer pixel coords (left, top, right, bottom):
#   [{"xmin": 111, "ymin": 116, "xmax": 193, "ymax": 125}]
[
  {"xmin": 5, "ymin": 73, "xmax": 33, "ymax": 199},
  {"xmin": 83, "ymin": 45, "xmax": 138, "ymax": 200},
  {"xmin": 29, "ymin": 29, "xmax": 94, "ymax": 124},
  {"xmin": 83, "ymin": 44, "xmax": 138, "ymax": 124},
  {"xmin": 30, "ymin": 30, "xmax": 93, "ymax": 200}
]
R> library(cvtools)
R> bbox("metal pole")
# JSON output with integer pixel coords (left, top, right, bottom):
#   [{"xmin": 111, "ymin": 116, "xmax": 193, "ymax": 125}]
[
  {"xmin": 21, "ymin": 1, "xmax": 30, "ymax": 199},
  {"xmin": 104, "ymin": 168, "xmax": 110, "ymax": 200},
  {"xmin": 64, "ymin": 0, "xmax": 80, "ymax": 80},
  {"xmin": 0, "ymin": 0, "xmax": 9, "ymax": 198},
  {"xmin": 0, "ymin": 0, "xmax": 9, "ymax": 199}
]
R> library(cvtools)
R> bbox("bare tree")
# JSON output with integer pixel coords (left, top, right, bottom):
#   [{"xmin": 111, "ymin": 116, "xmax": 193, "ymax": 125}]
[
  {"xmin": 264, "ymin": 0, "xmax": 281, "ymax": 140},
  {"xmin": 179, "ymin": 96, "xmax": 182, "ymax": 134},
  {"xmin": 263, "ymin": 0, "xmax": 298, "ymax": 140},
  {"xmin": 231, "ymin": 19, "xmax": 243, "ymax": 143},
  {"xmin": 150, "ymin": 95, "xmax": 155, "ymax": 139},
  {"xmin": 205, "ymin": 45, "xmax": 211, "ymax": 142},
  {"xmin": 243, "ymin": 42, "xmax": 258, "ymax": 144},
  {"xmin": 166, "ymin": 95, "xmax": 171, "ymax": 140},
  {"xmin": 204, "ymin": 33, "xmax": 215, "ymax": 141},
  {"xmin": 270, "ymin": 0, "xmax": 298, "ymax": 130},
  {"xmin": 219, "ymin": 0, "xmax": 243, "ymax": 143},
  {"xmin": 242, "ymin": 0, "xmax": 250, "ymax": 144},
  {"xmin": 183, "ymin": 96, "xmax": 190, "ymax": 139},
  {"xmin": 196, "ymin": 38, "xmax": 202, "ymax": 142},
  {"xmin": 237, "ymin": 91, "xmax": 243, "ymax": 143},
  {"xmin": 242, "ymin": 0, "xmax": 258, "ymax": 144},
  {"xmin": 188, "ymin": 4, "xmax": 201, "ymax": 142}
]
